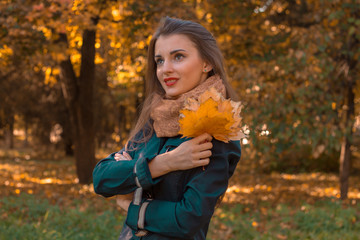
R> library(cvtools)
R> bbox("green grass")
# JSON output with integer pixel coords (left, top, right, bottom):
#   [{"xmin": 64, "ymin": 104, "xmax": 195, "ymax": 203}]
[
  {"xmin": 0, "ymin": 193, "xmax": 125, "ymax": 240},
  {"xmin": 207, "ymin": 199, "xmax": 360, "ymax": 240},
  {"xmin": 1, "ymin": 194, "xmax": 359, "ymax": 240}
]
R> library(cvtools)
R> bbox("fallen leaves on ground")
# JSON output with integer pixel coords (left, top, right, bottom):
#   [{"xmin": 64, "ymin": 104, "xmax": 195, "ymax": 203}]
[
  {"xmin": 225, "ymin": 170, "xmax": 360, "ymax": 207},
  {"xmin": 1, "ymin": 148, "xmax": 359, "ymax": 210},
  {"xmin": 0, "ymin": 151, "xmax": 116, "ymax": 211},
  {"xmin": 1, "ymin": 148, "xmax": 360, "ymax": 239}
]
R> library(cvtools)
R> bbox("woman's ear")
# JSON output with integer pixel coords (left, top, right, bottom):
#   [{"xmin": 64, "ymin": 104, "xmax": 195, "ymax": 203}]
[{"xmin": 203, "ymin": 62, "xmax": 213, "ymax": 73}]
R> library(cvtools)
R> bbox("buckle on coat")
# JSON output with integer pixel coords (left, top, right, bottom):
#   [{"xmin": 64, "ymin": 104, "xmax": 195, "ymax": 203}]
[{"xmin": 135, "ymin": 229, "xmax": 148, "ymax": 237}]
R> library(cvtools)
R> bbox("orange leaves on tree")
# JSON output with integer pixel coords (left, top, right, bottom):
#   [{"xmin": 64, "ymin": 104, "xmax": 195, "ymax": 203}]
[{"xmin": 179, "ymin": 87, "xmax": 245, "ymax": 142}]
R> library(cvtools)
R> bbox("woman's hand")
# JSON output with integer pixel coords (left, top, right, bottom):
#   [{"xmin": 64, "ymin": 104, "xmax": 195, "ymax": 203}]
[
  {"xmin": 149, "ymin": 133, "xmax": 213, "ymax": 178},
  {"xmin": 115, "ymin": 151, "xmax": 132, "ymax": 161},
  {"xmin": 167, "ymin": 133, "xmax": 213, "ymax": 171},
  {"xmin": 115, "ymin": 151, "xmax": 134, "ymax": 212},
  {"xmin": 116, "ymin": 194, "xmax": 132, "ymax": 212}
]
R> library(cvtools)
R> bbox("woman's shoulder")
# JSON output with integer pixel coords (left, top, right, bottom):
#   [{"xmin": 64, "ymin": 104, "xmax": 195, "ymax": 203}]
[
  {"xmin": 213, "ymin": 138, "xmax": 240, "ymax": 147},
  {"xmin": 165, "ymin": 135, "xmax": 241, "ymax": 150},
  {"xmin": 166, "ymin": 135, "xmax": 189, "ymax": 145},
  {"xmin": 212, "ymin": 139, "xmax": 241, "ymax": 155}
]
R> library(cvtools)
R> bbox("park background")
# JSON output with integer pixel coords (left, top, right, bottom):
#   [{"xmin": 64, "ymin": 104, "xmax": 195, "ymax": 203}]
[{"xmin": 1, "ymin": 0, "xmax": 360, "ymax": 239}]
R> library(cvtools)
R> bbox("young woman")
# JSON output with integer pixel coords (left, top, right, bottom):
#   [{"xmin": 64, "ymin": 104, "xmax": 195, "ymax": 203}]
[{"xmin": 93, "ymin": 17, "xmax": 241, "ymax": 240}]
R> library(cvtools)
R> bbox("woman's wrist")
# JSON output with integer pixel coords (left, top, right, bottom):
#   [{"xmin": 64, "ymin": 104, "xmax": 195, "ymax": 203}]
[
  {"xmin": 148, "ymin": 152, "xmax": 173, "ymax": 178},
  {"xmin": 118, "ymin": 199, "xmax": 131, "ymax": 212}
]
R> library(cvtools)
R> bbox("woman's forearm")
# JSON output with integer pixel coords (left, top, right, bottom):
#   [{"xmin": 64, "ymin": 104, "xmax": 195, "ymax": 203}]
[
  {"xmin": 148, "ymin": 152, "xmax": 173, "ymax": 178},
  {"xmin": 148, "ymin": 134, "xmax": 213, "ymax": 179}
]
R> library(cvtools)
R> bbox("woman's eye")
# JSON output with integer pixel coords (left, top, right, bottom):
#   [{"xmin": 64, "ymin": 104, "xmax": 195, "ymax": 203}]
[
  {"xmin": 174, "ymin": 54, "xmax": 184, "ymax": 61},
  {"xmin": 155, "ymin": 58, "xmax": 164, "ymax": 65}
]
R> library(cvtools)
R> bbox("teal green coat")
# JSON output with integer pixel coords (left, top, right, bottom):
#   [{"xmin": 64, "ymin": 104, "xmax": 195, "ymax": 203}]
[{"xmin": 93, "ymin": 133, "xmax": 241, "ymax": 240}]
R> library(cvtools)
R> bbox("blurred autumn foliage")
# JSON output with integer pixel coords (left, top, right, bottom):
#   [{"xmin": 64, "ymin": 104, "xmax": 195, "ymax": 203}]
[{"xmin": 0, "ymin": 0, "xmax": 359, "ymax": 200}]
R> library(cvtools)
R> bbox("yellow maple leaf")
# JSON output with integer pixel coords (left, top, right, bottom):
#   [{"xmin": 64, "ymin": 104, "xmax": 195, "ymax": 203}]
[
  {"xmin": 183, "ymin": 97, "xmax": 200, "ymax": 111},
  {"xmin": 179, "ymin": 87, "xmax": 245, "ymax": 142},
  {"xmin": 198, "ymin": 87, "xmax": 222, "ymax": 103},
  {"xmin": 218, "ymin": 99, "xmax": 233, "ymax": 113}
]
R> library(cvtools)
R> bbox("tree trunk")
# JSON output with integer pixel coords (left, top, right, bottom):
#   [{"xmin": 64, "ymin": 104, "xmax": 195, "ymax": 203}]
[
  {"xmin": 339, "ymin": 84, "xmax": 355, "ymax": 200},
  {"xmin": 75, "ymin": 28, "xmax": 97, "ymax": 184},
  {"xmin": 339, "ymin": 136, "xmax": 351, "ymax": 199},
  {"xmin": 119, "ymin": 104, "xmax": 126, "ymax": 133},
  {"xmin": 5, "ymin": 111, "xmax": 14, "ymax": 149},
  {"xmin": 338, "ymin": 27, "xmax": 358, "ymax": 200},
  {"xmin": 58, "ymin": 28, "xmax": 97, "ymax": 184},
  {"xmin": 24, "ymin": 119, "xmax": 28, "ymax": 148},
  {"xmin": 193, "ymin": 0, "xmax": 197, "ymax": 9},
  {"xmin": 62, "ymin": 110, "xmax": 74, "ymax": 156}
]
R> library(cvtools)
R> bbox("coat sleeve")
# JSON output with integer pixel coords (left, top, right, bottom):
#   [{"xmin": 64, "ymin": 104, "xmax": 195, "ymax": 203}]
[
  {"xmin": 93, "ymin": 134, "xmax": 162, "ymax": 197},
  {"xmin": 125, "ymin": 140, "xmax": 241, "ymax": 239}
]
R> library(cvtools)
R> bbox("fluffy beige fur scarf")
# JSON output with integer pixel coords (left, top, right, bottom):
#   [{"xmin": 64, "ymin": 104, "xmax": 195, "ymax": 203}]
[{"xmin": 150, "ymin": 75, "xmax": 226, "ymax": 137}]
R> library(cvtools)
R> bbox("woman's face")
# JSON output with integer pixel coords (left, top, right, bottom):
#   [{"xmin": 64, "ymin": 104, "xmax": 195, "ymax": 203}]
[{"xmin": 154, "ymin": 34, "xmax": 210, "ymax": 98}]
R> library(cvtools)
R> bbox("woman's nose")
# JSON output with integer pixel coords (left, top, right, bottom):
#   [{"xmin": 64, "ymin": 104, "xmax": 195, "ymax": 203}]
[{"xmin": 162, "ymin": 60, "xmax": 174, "ymax": 73}]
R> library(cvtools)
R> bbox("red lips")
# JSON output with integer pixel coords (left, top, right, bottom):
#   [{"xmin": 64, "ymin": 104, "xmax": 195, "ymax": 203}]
[{"xmin": 164, "ymin": 77, "xmax": 179, "ymax": 86}]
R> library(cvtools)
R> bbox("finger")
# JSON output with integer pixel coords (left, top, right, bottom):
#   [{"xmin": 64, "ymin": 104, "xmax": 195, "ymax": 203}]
[
  {"xmin": 115, "ymin": 153, "xmax": 127, "ymax": 161},
  {"xmin": 193, "ymin": 150, "xmax": 212, "ymax": 160},
  {"xmin": 194, "ymin": 158, "xmax": 210, "ymax": 167},
  {"xmin": 114, "ymin": 153, "xmax": 121, "ymax": 161},
  {"xmin": 196, "ymin": 141, "xmax": 213, "ymax": 152},
  {"xmin": 192, "ymin": 133, "xmax": 212, "ymax": 144},
  {"xmin": 123, "ymin": 152, "xmax": 132, "ymax": 160}
]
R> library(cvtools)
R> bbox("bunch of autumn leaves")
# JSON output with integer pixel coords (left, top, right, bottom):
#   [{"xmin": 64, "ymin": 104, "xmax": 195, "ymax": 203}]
[{"xmin": 179, "ymin": 87, "xmax": 245, "ymax": 143}]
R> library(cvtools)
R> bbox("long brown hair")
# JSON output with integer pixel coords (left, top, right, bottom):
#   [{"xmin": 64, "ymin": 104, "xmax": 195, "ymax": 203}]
[{"xmin": 126, "ymin": 17, "xmax": 238, "ymax": 148}]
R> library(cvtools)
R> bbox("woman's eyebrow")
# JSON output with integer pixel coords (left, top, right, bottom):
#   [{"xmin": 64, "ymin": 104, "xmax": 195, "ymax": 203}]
[
  {"xmin": 170, "ymin": 49, "xmax": 186, "ymax": 54},
  {"xmin": 155, "ymin": 49, "xmax": 187, "ymax": 58}
]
